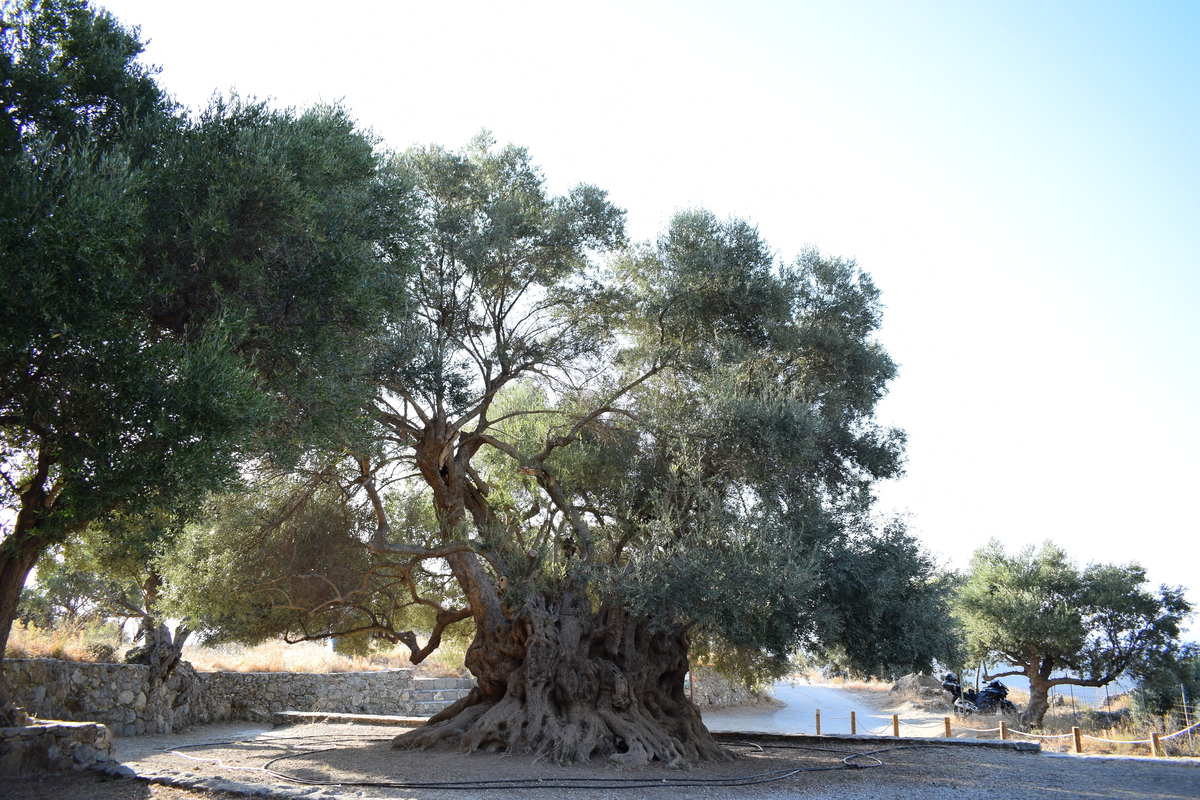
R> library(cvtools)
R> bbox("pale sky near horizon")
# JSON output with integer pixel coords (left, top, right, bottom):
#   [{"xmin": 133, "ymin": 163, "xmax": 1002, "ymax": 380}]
[{"xmin": 98, "ymin": 1, "xmax": 1199, "ymax": 622}]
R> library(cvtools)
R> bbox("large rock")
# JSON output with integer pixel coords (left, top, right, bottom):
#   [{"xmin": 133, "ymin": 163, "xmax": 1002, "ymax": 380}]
[
  {"xmin": 889, "ymin": 672, "xmax": 945, "ymax": 700},
  {"xmin": 688, "ymin": 667, "xmax": 776, "ymax": 708}
]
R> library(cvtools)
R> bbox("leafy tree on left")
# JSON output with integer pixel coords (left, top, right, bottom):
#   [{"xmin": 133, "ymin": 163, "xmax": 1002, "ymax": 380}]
[{"xmin": 0, "ymin": 0, "xmax": 414, "ymax": 724}]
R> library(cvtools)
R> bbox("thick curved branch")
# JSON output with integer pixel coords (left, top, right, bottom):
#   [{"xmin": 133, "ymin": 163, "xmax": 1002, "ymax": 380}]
[
  {"xmin": 399, "ymin": 606, "xmax": 474, "ymax": 664},
  {"xmin": 470, "ymin": 433, "xmax": 524, "ymax": 463},
  {"xmin": 103, "ymin": 591, "xmax": 151, "ymax": 622},
  {"xmin": 282, "ymin": 623, "xmax": 401, "ymax": 646}
]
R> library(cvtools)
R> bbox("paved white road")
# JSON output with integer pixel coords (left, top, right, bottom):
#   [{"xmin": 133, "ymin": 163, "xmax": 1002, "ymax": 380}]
[{"xmin": 702, "ymin": 679, "xmax": 950, "ymax": 738}]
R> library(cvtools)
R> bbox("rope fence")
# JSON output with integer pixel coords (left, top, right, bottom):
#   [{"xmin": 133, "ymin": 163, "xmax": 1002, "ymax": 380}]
[
  {"xmin": 1003, "ymin": 729, "xmax": 1073, "ymax": 740},
  {"xmin": 1158, "ymin": 719, "xmax": 1200, "ymax": 741},
  {"xmin": 802, "ymin": 707, "xmax": 1199, "ymax": 757}
]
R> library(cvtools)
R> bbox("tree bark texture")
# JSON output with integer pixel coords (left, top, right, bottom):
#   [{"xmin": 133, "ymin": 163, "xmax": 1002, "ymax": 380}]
[
  {"xmin": 0, "ymin": 536, "xmax": 45, "ymax": 727},
  {"xmin": 0, "ymin": 447, "xmax": 75, "ymax": 725},
  {"xmin": 392, "ymin": 591, "xmax": 730, "ymax": 767},
  {"xmin": 1023, "ymin": 674, "xmax": 1053, "ymax": 728},
  {"xmin": 124, "ymin": 621, "xmax": 192, "ymax": 686}
]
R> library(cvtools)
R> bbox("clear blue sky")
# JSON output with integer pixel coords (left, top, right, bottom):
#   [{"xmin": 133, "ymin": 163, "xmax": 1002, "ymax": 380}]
[{"xmin": 100, "ymin": 0, "xmax": 1200, "ymax": 618}]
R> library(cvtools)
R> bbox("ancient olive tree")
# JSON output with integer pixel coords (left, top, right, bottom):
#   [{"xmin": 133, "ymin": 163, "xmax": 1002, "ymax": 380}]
[
  {"xmin": 0, "ymin": 0, "xmax": 412, "ymax": 722},
  {"xmin": 167, "ymin": 135, "xmax": 940, "ymax": 766},
  {"xmin": 955, "ymin": 540, "xmax": 1191, "ymax": 727}
]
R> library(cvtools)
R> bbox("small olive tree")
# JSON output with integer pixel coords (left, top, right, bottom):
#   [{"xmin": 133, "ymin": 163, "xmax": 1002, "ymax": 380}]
[{"xmin": 955, "ymin": 540, "xmax": 1191, "ymax": 727}]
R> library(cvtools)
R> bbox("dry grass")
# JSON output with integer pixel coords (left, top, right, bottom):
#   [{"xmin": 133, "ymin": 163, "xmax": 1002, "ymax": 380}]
[
  {"xmin": 183, "ymin": 639, "xmax": 464, "ymax": 677},
  {"xmin": 872, "ymin": 674, "xmax": 1200, "ymax": 756},
  {"xmin": 944, "ymin": 691, "xmax": 1200, "ymax": 758},
  {"xmin": 6, "ymin": 624, "xmax": 466, "ymax": 678},
  {"xmin": 1026, "ymin": 696, "xmax": 1200, "ymax": 757},
  {"xmin": 793, "ymin": 669, "xmax": 892, "ymax": 694},
  {"xmin": 182, "ymin": 639, "xmax": 406, "ymax": 673},
  {"xmin": 6, "ymin": 622, "xmax": 123, "ymax": 662}
]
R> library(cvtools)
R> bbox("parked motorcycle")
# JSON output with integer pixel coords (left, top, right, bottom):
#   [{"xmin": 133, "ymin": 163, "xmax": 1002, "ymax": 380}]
[
  {"xmin": 973, "ymin": 679, "xmax": 1019, "ymax": 715},
  {"xmin": 941, "ymin": 672, "xmax": 977, "ymax": 716},
  {"xmin": 942, "ymin": 673, "xmax": 1019, "ymax": 717}
]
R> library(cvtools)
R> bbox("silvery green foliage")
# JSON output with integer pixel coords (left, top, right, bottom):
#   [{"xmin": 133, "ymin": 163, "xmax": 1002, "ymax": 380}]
[{"xmin": 179, "ymin": 144, "xmax": 953, "ymax": 681}]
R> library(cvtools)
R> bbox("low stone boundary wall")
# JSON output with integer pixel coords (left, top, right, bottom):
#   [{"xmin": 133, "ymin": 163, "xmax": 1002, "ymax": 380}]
[
  {"xmin": 3, "ymin": 658, "xmax": 473, "ymax": 736},
  {"xmin": 0, "ymin": 720, "xmax": 115, "ymax": 776},
  {"xmin": 4, "ymin": 658, "xmax": 761, "ymax": 738},
  {"xmin": 198, "ymin": 670, "xmax": 473, "ymax": 723},
  {"xmin": 2, "ymin": 659, "xmax": 198, "ymax": 736}
]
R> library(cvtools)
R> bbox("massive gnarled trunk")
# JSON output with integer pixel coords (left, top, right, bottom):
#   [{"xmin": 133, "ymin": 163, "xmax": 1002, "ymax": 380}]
[{"xmin": 393, "ymin": 589, "xmax": 730, "ymax": 767}]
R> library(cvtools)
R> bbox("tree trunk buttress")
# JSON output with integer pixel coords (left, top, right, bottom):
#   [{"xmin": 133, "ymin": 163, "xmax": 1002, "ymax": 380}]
[{"xmin": 393, "ymin": 591, "xmax": 730, "ymax": 766}]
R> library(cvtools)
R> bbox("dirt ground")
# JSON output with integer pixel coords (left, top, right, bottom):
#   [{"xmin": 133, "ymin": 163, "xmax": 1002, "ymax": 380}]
[{"xmin": 4, "ymin": 721, "xmax": 1199, "ymax": 800}]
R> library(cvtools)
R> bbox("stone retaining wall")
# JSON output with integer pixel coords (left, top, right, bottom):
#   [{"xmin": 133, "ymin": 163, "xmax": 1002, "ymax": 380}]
[
  {"xmin": 197, "ymin": 670, "xmax": 473, "ymax": 723},
  {"xmin": 0, "ymin": 720, "xmax": 114, "ymax": 776},
  {"xmin": 2, "ymin": 658, "xmax": 202, "ymax": 736},
  {"xmin": 3, "ymin": 659, "xmax": 473, "ymax": 736},
  {"xmin": 689, "ymin": 667, "xmax": 772, "ymax": 708},
  {"xmin": 4, "ymin": 658, "xmax": 761, "ymax": 738}
]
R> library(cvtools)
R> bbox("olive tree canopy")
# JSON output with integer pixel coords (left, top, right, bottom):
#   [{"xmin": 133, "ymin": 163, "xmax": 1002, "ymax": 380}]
[
  {"xmin": 164, "ymin": 135, "xmax": 958, "ymax": 765},
  {"xmin": 0, "ymin": 0, "xmax": 412, "ymax": 722}
]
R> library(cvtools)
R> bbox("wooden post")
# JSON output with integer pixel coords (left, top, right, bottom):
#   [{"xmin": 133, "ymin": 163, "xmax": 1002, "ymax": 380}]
[
  {"xmin": 851, "ymin": 711, "xmax": 857, "ymax": 735},
  {"xmin": 815, "ymin": 710, "xmax": 821, "ymax": 735},
  {"xmin": 1000, "ymin": 721, "xmax": 1008, "ymax": 740},
  {"xmin": 1152, "ymin": 733, "xmax": 1164, "ymax": 757},
  {"xmin": 892, "ymin": 714, "xmax": 900, "ymax": 737},
  {"xmin": 1072, "ymin": 726, "xmax": 1083, "ymax": 754},
  {"xmin": 944, "ymin": 717, "xmax": 952, "ymax": 738}
]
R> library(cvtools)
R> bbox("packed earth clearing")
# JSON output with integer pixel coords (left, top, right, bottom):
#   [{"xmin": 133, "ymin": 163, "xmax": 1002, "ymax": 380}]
[{"xmin": 6, "ymin": 720, "xmax": 1199, "ymax": 800}]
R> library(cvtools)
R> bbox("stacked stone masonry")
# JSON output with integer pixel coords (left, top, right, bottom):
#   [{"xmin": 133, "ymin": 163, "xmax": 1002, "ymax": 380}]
[
  {"xmin": 3, "ymin": 659, "xmax": 474, "ymax": 736},
  {"xmin": 0, "ymin": 720, "xmax": 114, "ymax": 776},
  {"xmin": 3, "ymin": 658, "xmax": 761, "ymax": 740},
  {"xmin": 688, "ymin": 667, "xmax": 770, "ymax": 708}
]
